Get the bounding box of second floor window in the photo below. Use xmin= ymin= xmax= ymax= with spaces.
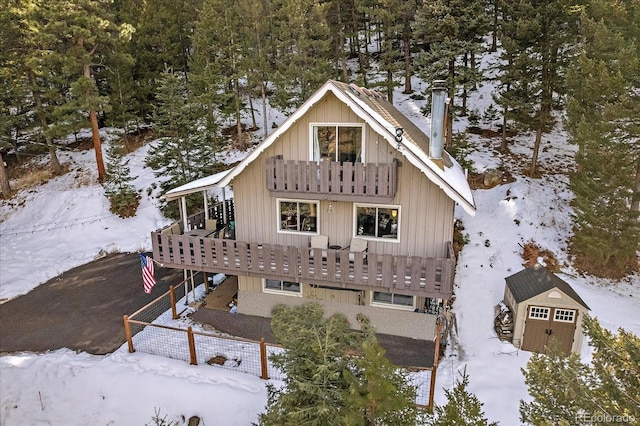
xmin=278 ymin=199 xmax=318 ymax=233
xmin=312 ymin=125 xmax=363 ymax=164
xmin=355 ymin=204 xmax=399 ymax=240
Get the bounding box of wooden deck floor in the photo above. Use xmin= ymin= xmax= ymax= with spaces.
xmin=202 ymin=275 xmax=238 ymax=311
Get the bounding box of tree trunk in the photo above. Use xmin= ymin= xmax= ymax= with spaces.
xmin=261 ymin=83 xmax=268 ymax=138
xmin=402 ymin=17 xmax=412 ymax=94
xmin=85 ymin=62 xmax=105 ymax=183
xmin=530 ymin=124 xmax=542 ymax=177
xmin=632 ymin=156 xmax=640 ymax=214
xmin=248 ymin=93 xmax=257 ymax=130
xmin=500 ymin=111 xmax=508 ymax=151
xmin=0 ymin=152 xmax=12 ymax=199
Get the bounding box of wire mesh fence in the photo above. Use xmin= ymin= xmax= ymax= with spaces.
xmin=124 ymin=282 xmax=433 ymax=406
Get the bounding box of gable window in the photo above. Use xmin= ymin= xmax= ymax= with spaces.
xmin=312 ymin=124 xmax=363 ymax=164
xmin=263 ymin=279 xmax=301 ymax=296
xmin=371 ymin=291 xmax=415 ymax=310
xmin=355 ymin=204 xmax=399 ymax=240
xmin=278 ymin=199 xmax=318 ymax=233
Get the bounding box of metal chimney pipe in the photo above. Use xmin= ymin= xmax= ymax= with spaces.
xmin=430 ymin=80 xmax=447 ymax=160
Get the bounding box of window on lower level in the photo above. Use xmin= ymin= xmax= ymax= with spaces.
xmin=553 ymin=309 xmax=575 ymax=323
xmin=355 ymin=204 xmax=399 ymax=241
xmin=528 ymin=306 xmax=550 ymax=320
xmin=263 ymin=279 xmax=301 ymax=296
xmin=371 ymin=291 xmax=415 ymax=310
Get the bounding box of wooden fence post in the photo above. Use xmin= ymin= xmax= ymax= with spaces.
xmin=428 ymin=320 xmax=442 ymax=411
xmin=188 ymin=326 xmax=197 ymax=365
xmin=260 ymin=338 xmax=269 ymax=380
xmin=170 ymin=285 xmax=178 ymax=319
xmin=123 ymin=315 xmax=135 ymax=353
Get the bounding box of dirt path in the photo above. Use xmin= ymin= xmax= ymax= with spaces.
xmin=0 ymin=252 xmax=183 ymax=355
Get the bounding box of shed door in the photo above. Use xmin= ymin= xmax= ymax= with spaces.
xmin=522 ymin=306 xmax=576 ymax=355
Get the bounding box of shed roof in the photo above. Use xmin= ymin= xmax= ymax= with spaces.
xmin=505 ymin=265 xmax=589 ymax=309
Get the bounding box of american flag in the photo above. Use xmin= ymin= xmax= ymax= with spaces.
xmin=140 ymin=253 xmax=156 ymax=294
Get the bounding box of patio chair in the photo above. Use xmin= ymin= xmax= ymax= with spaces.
xmin=309 ymin=234 xmax=329 ymax=259
xmin=346 ymin=237 xmax=368 ymax=262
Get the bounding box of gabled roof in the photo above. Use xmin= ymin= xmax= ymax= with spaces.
xmin=505 ymin=265 xmax=590 ymax=309
xmin=216 ymin=80 xmax=476 ymax=216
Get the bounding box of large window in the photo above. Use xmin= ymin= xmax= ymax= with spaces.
xmin=371 ymin=291 xmax=415 ymax=310
xmin=278 ymin=199 xmax=318 ymax=233
xmin=312 ymin=125 xmax=363 ymax=164
xmin=355 ymin=204 xmax=399 ymax=240
xmin=263 ymin=279 xmax=301 ymax=295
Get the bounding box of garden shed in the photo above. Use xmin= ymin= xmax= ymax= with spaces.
xmin=503 ymin=265 xmax=589 ymax=355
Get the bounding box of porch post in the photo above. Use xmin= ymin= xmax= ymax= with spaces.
xmin=180 ymin=196 xmax=188 ymax=231
xmin=203 ymin=190 xmax=209 ymax=220
xmin=222 ymin=188 xmax=227 ymax=225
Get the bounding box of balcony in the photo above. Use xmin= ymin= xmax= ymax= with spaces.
xmin=151 ymin=218 xmax=455 ymax=300
xmin=265 ymin=156 xmax=399 ymax=203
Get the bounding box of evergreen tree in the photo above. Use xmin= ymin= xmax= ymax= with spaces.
xmin=103 ymin=140 xmax=140 ymax=218
xmin=191 ymin=0 xmax=248 ymax=149
xmin=565 ymin=0 xmax=640 ymax=277
xmin=413 ymin=0 xmax=489 ymax=145
xmin=426 ymin=367 xmax=498 ymax=426
xmin=269 ymin=0 xmax=333 ymax=111
xmin=259 ymin=303 xmax=424 ymax=425
xmin=36 ymin=0 xmax=130 ymax=183
xmin=520 ymin=316 xmax=640 ymax=425
xmin=495 ymin=0 xmax=581 ymax=176
xmin=146 ymin=68 xmax=220 ymax=218
xmin=344 ymin=316 xmax=426 ymax=426
xmin=259 ymin=303 xmax=357 ymax=425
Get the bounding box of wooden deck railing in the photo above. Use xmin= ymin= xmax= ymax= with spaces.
xmin=151 ymin=231 xmax=455 ymax=299
xmin=265 ymin=156 xmax=399 ymax=203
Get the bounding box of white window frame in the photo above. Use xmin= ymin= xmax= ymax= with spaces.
xmin=553 ymin=309 xmax=576 ymax=323
xmin=277 ymin=198 xmax=319 ymax=235
xmin=528 ymin=306 xmax=550 ymax=320
xmin=262 ymin=278 xmax=302 ymax=297
xmin=353 ymin=203 xmax=400 ymax=242
xmin=309 ymin=123 xmax=365 ymax=163
xmin=370 ymin=291 xmax=415 ymax=311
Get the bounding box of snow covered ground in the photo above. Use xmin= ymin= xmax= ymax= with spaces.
xmin=1 ymin=74 xmax=638 ymax=424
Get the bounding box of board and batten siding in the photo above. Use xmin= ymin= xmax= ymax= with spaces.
xmin=233 ymin=92 xmax=455 ymax=259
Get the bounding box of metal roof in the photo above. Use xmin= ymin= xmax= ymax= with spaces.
xmin=505 ymin=265 xmax=589 ymax=309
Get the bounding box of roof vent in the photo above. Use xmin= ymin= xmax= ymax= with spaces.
xmin=430 ymin=80 xmax=447 ymax=160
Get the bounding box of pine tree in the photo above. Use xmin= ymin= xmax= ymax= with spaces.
xmin=565 ymin=0 xmax=640 ymax=277
xmin=259 ymin=303 xmax=357 ymax=425
xmin=413 ymin=0 xmax=489 ymax=145
xmin=520 ymin=315 xmax=640 ymax=425
xmin=259 ymin=303 xmax=425 ymax=425
xmin=344 ymin=316 xmax=426 ymax=425
xmin=427 ymin=367 xmax=497 ymax=426
xmin=146 ymin=68 xmax=221 ymax=218
xmin=495 ymin=0 xmax=581 ymax=176
xmin=103 ymin=140 xmax=140 ymax=218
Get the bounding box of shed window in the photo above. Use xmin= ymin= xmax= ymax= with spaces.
xmin=528 ymin=306 xmax=550 ymax=320
xmin=553 ymin=309 xmax=575 ymax=323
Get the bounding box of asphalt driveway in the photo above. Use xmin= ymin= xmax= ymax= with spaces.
xmin=0 ymin=252 xmax=183 ymax=355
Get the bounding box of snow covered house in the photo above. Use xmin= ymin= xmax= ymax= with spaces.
xmin=151 ymin=80 xmax=476 ymax=340
xmin=503 ymin=265 xmax=590 ymax=355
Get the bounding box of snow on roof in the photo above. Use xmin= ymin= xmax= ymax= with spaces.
xmin=163 ymin=168 xmax=233 ymax=201
xmin=175 ymin=80 xmax=476 ymax=215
